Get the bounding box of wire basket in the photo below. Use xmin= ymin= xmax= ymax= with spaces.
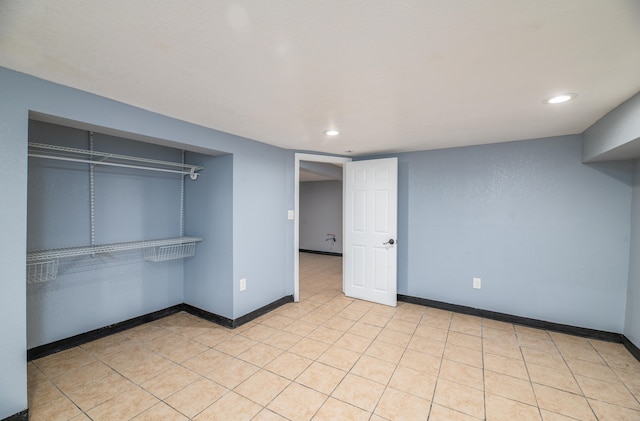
xmin=144 ymin=242 xmax=196 ymax=262
xmin=27 ymin=260 xmax=59 ymax=284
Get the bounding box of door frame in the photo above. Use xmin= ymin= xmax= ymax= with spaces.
xmin=294 ymin=153 xmax=352 ymax=302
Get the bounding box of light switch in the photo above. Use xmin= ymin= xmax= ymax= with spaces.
xmin=288 ymin=210 xmax=294 ymax=220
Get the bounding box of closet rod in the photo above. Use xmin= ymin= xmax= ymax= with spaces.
xmin=28 ymin=153 xmax=199 ymax=178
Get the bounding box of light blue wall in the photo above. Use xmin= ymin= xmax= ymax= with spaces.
xmin=27 ymin=121 xmax=186 ymax=348
xmin=233 ymin=146 xmax=294 ymax=318
xmin=625 ymin=160 xmax=640 ymax=346
xmin=300 ymin=181 xmax=343 ymax=253
xmin=0 ymin=67 xmax=294 ymax=419
xmin=375 ymin=135 xmax=633 ymax=332
xmin=184 ymin=153 xmax=234 ymax=318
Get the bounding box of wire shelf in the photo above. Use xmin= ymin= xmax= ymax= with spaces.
xmin=26 ymin=237 xmax=203 ymax=281
xmin=27 ymin=260 xmax=59 ymax=284
xmin=145 ymin=242 xmax=197 ymax=262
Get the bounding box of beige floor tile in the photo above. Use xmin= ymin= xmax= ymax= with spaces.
xmin=262 ymin=330 xmax=303 ymax=350
xmin=519 ymin=336 xmax=559 ymax=354
xmin=408 ymin=334 xmax=446 ymax=357
xmin=334 ymin=332 xmax=373 ymax=353
xmin=27 ymin=362 xmax=47 ymax=386
xmin=214 ymin=334 xmax=258 ymax=356
xmin=29 ymin=395 xmax=82 ymax=421
xmin=239 ymin=323 xmax=280 ymax=341
xmin=86 ymin=386 xmax=158 ymax=421
xmin=307 ymin=326 xmax=343 ymax=344
xmin=385 ymin=318 xmax=418 ymax=334
xmin=440 ymin=358 xmax=484 ymax=391
xmin=317 ymin=345 xmax=361 ymax=371
xmin=28 ymin=379 xmax=64 ymax=408
xmin=482 ymin=319 xmax=515 ymax=332
xmin=237 ymin=342 xmax=283 ymax=367
xmin=428 ymin=403 xmax=482 ymax=420
xmin=575 ymin=374 xmax=640 ymax=410
xmin=588 ymin=398 xmax=640 ymax=421
xmin=399 ymin=348 xmax=442 ymax=376
xmin=253 ymin=409 xmax=289 ymax=420
xmin=34 ymin=348 xmax=97 ymax=379
xmin=484 ymin=352 xmax=528 ymax=380
xmin=348 ymin=321 xmax=383 ymax=339
xmin=194 ymin=391 xmax=262 ymax=420
xmin=66 ymin=372 xmax=135 ymax=411
xmin=484 ymin=369 xmax=536 ymax=406
xmin=360 ymin=311 xmax=392 ymax=327
xmin=268 ymin=383 xmax=327 ymax=421
xmin=388 ymin=365 xmax=437 ymax=400
xmin=164 ymin=378 xmax=228 ymax=418
xmin=81 ymin=334 xmax=137 ymax=359
xmin=289 ymin=337 xmax=330 ymax=360
xmin=207 ymin=358 xmax=259 ymax=389
xmin=527 ymin=362 xmax=581 ymax=394
xmin=565 ymin=357 xmax=618 ymax=383
xmin=296 ymin=361 xmax=346 ymax=395
xmin=539 ymin=409 xmax=582 ymax=420
xmin=132 ymin=402 xmax=189 ymax=421
xmin=124 ymin=325 xmax=168 ymax=343
xmin=324 ymin=316 xmax=356 ymax=331
xmin=350 ymin=355 xmax=396 ymax=385
xmin=193 ymin=327 xmax=235 ymax=347
xmin=364 ymin=340 xmax=405 ymax=364
xmin=51 ymin=360 xmax=114 ymax=394
xmin=414 ymin=324 xmax=449 ymax=342
xmin=374 ymin=387 xmax=431 ymax=421
xmin=331 ymin=373 xmax=385 ymax=412
xmin=116 ymin=353 xmax=177 ymax=384
xmin=283 ymin=320 xmax=319 ymax=337
xmin=234 ymin=369 xmax=291 ymax=406
xmin=483 ymin=337 xmax=523 ymax=360
xmin=158 ymin=338 xmax=208 ymax=363
xmin=265 ymin=351 xmax=313 ymax=380
xmin=448 ymin=331 xmax=483 ymax=351
xmin=140 ymin=365 xmax=200 ymax=400
xmin=312 ymin=397 xmax=370 ymax=421
xmin=376 ymin=327 xmax=412 ymax=347
xmin=444 ymin=343 xmax=483 ymax=368
xmin=485 ymin=393 xmax=542 ymax=421
xmin=259 ymin=314 xmax=295 ymax=329
xmin=23 ymin=254 xmax=640 ymax=421
xmin=533 ymin=383 xmax=596 ymax=421
xmin=182 ymin=348 xmax=233 ymax=376
xmin=522 ymin=347 xmax=568 ymax=371
xmin=433 ymin=378 xmax=485 ymax=419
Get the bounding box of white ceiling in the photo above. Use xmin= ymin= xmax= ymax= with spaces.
xmin=1 ymin=1 xmax=639 ymax=156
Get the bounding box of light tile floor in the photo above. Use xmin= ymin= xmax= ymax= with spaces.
xmin=28 ymin=253 xmax=640 ymax=420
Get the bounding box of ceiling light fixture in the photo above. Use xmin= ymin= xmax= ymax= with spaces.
xmin=544 ymin=93 xmax=577 ymax=104
xmin=324 ymin=129 xmax=340 ymax=136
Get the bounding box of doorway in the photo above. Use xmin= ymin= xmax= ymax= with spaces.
xmin=293 ymin=154 xmax=351 ymax=301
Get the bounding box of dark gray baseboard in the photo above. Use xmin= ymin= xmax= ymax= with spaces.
xmin=27 ymin=296 xmax=294 ymax=361
xmin=299 ymin=249 xmax=342 ymax=257
xmin=398 ymin=294 xmax=640 ymax=362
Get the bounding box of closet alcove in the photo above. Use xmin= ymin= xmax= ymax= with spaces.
xmin=26 ymin=119 xmax=231 ymax=351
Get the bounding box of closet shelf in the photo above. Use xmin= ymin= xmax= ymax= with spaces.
xmin=28 ymin=142 xmax=204 ymax=179
xmin=27 ymin=237 xmax=203 ymax=262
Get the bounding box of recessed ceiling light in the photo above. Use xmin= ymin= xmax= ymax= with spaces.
xmin=324 ymin=129 xmax=340 ymax=136
xmin=544 ymin=93 xmax=577 ymax=104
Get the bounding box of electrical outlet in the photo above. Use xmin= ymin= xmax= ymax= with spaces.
xmin=287 ymin=210 xmax=294 ymax=220
xmin=240 ymin=278 xmax=247 ymax=291
xmin=473 ymin=277 xmax=481 ymax=289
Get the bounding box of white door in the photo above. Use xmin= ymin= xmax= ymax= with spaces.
xmin=344 ymin=157 xmax=398 ymax=306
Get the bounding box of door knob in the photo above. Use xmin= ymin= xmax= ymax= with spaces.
xmin=384 ymin=239 xmax=395 ymax=245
